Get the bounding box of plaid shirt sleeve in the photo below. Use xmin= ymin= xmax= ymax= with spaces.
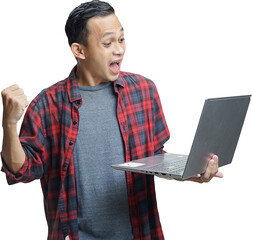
xmin=153 ymin=84 xmax=170 ymax=152
xmin=1 ymin=70 xmax=82 ymax=239
xmin=1 ymin=97 xmax=46 ymax=184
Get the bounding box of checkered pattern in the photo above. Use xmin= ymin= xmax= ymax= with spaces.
xmin=2 ymin=66 xmax=170 ymax=240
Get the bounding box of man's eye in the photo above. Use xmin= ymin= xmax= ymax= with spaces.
xmin=119 ymin=38 xmax=125 ymax=43
xmin=103 ymin=42 xmax=111 ymax=47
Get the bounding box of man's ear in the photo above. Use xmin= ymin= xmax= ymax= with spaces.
xmin=70 ymin=43 xmax=86 ymax=60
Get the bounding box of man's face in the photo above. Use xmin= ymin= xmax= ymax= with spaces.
xmin=83 ymin=14 xmax=126 ymax=83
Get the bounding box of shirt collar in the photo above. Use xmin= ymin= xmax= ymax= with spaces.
xmin=67 ymin=66 xmax=81 ymax=103
xmin=114 ymin=73 xmax=125 ymax=93
xmin=67 ymin=66 xmax=126 ymax=103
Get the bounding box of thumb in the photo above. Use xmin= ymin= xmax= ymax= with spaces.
xmin=215 ymin=171 xmax=224 ymax=178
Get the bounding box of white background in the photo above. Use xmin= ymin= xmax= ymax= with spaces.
xmin=0 ymin=0 xmax=252 ymax=239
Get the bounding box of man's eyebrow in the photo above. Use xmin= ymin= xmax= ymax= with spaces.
xmin=102 ymin=27 xmax=124 ymax=38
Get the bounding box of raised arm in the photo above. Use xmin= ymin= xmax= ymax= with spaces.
xmin=1 ymin=84 xmax=29 ymax=173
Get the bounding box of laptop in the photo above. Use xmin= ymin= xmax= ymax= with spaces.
xmin=112 ymin=95 xmax=251 ymax=180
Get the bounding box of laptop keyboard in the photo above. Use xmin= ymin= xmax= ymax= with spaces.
xmin=151 ymin=158 xmax=187 ymax=174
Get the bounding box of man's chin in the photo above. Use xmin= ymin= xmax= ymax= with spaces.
xmin=108 ymin=73 xmax=120 ymax=82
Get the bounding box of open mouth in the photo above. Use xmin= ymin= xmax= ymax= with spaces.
xmin=109 ymin=61 xmax=121 ymax=74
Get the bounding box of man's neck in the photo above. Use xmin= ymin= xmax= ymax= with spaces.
xmin=76 ymin=64 xmax=107 ymax=86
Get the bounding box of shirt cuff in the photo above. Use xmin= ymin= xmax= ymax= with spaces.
xmin=1 ymin=153 xmax=28 ymax=184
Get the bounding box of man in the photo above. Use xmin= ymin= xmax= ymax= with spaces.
xmin=1 ymin=1 xmax=223 ymax=239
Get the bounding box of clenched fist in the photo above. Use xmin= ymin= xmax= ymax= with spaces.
xmin=1 ymin=84 xmax=29 ymax=127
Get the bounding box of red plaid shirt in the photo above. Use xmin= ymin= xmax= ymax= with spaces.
xmin=2 ymin=67 xmax=170 ymax=240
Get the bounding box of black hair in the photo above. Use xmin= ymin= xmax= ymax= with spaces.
xmin=65 ymin=0 xmax=115 ymax=46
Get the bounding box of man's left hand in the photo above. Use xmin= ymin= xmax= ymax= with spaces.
xmin=188 ymin=155 xmax=224 ymax=183
xmin=157 ymin=155 xmax=224 ymax=183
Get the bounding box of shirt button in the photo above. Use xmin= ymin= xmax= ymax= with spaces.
xmin=69 ymin=141 xmax=74 ymax=146
xmin=73 ymin=121 xmax=77 ymax=125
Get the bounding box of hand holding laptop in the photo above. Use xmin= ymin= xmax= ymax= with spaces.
xmin=172 ymin=155 xmax=224 ymax=183
xmin=197 ymin=155 xmax=224 ymax=182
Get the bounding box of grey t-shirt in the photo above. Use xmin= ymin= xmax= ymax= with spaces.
xmin=73 ymin=82 xmax=133 ymax=240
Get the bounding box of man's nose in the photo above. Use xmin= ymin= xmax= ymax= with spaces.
xmin=113 ymin=43 xmax=125 ymax=55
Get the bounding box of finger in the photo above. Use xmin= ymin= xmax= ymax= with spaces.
xmin=2 ymin=86 xmax=25 ymax=100
xmin=203 ymin=159 xmax=214 ymax=179
xmin=206 ymin=155 xmax=219 ymax=175
xmin=17 ymin=97 xmax=29 ymax=108
xmin=211 ymin=156 xmax=219 ymax=175
xmin=212 ymin=155 xmax=219 ymax=165
xmin=5 ymin=84 xmax=20 ymax=91
xmin=215 ymin=171 xmax=224 ymax=178
xmin=191 ymin=175 xmax=205 ymax=183
xmin=12 ymin=88 xmax=25 ymax=96
xmin=210 ymin=159 xmax=218 ymax=176
xmin=16 ymin=94 xmax=28 ymax=101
